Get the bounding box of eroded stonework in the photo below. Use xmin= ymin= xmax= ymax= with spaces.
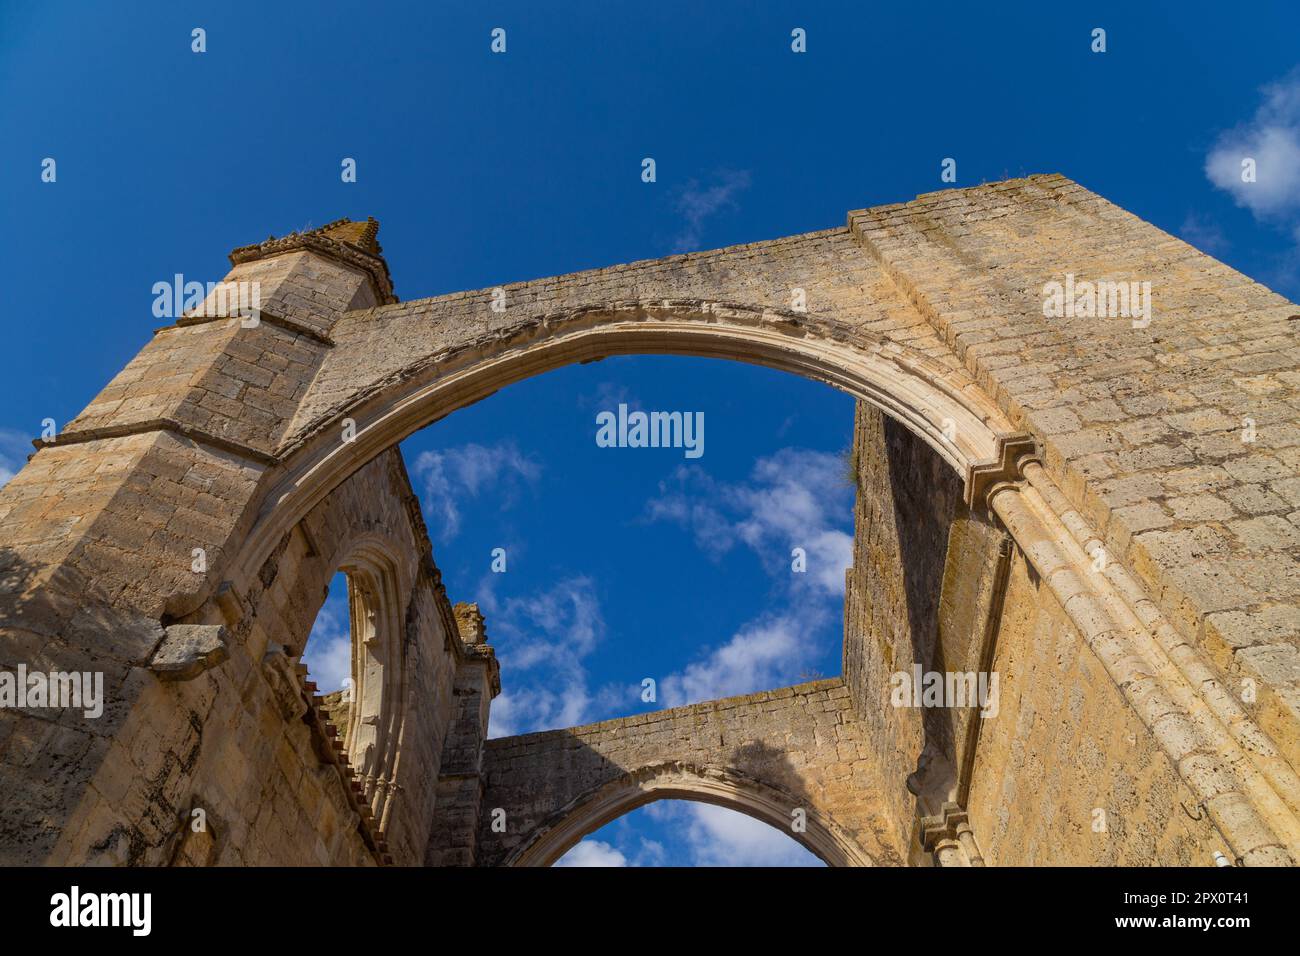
xmin=473 ymin=679 xmax=903 ymax=867
xmin=1 ymin=175 xmax=1298 ymax=866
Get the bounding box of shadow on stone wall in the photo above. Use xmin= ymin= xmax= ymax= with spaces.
xmin=880 ymin=417 xmax=962 ymax=813
xmin=474 ymin=680 xmax=901 ymax=867
xmin=0 ymin=545 xmax=170 ymax=865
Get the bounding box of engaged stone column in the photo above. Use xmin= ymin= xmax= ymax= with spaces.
xmin=921 ymin=803 xmax=985 ymax=867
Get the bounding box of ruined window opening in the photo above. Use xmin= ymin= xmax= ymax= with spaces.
xmin=303 ymin=548 xmax=410 ymax=833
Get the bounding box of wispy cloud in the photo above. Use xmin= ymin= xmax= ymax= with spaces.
xmin=644 ymin=447 xmax=851 ymax=706
xmin=483 ymin=447 xmax=853 ymax=735
xmin=301 ymin=591 xmax=353 ymax=693
xmin=560 ymin=803 xmax=822 ymax=866
xmin=409 ymin=441 xmax=541 ymax=541
xmin=670 ymin=169 xmax=752 ymax=253
xmin=646 ymin=447 xmax=854 ymax=598
xmin=481 ymin=575 xmax=625 ymax=737
xmin=554 ymin=839 xmax=627 ymax=867
xmin=1206 ymin=68 xmax=1300 ymax=237
xmin=555 ymin=833 xmax=671 ymax=867
xmin=677 ymin=803 xmax=823 ymax=866
xmin=631 ymin=838 xmax=666 ymax=866
xmin=579 ymin=380 xmax=642 ymax=413
xmin=659 ymin=609 xmax=826 ymax=708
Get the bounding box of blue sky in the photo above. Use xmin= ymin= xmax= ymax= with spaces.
xmin=3 ymin=1 xmax=1298 ymax=867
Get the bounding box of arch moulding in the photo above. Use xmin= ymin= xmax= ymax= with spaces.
xmin=504 ymin=762 xmax=877 ymax=868
xmin=231 ymin=299 xmax=1028 ymax=591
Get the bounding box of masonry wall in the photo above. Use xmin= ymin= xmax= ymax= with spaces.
xmin=423 ymin=644 xmax=495 ymax=866
xmin=964 ymin=547 xmax=1232 ymax=865
xmin=933 ymin=496 xmax=1009 ymax=813
xmin=477 ymin=679 xmax=906 ymax=866
xmin=842 ymin=402 xmax=964 ymax=849
xmin=282 ymin=228 xmax=953 ymax=441
xmin=3 ymin=177 xmax=1298 ymax=865
xmin=844 ymin=398 xmax=1238 ymax=864
xmin=0 ymin=430 xmax=268 ymax=865
xmin=849 ymin=177 xmax=1300 ymax=771
xmin=0 ymin=236 xmax=390 ymax=864
xmin=378 ymin=561 xmax=463 ymax=863
xmin=61 ymin=250 xmax=377 ymax=457
xmin=40 ymin=447 xmax=462 ymax=866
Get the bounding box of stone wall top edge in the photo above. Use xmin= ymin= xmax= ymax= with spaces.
xmin=335 ymin=176 xmax=1097 ymax=326
xmin=484 ymin=677 xmax=847 ymax=752
xmin=351 ymin=227 xmax=855 ymax=319
xmin=846 ymin=172 xmax=1077 ymax=220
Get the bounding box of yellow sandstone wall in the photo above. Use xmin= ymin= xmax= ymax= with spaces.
xmin=844 ymin=399 xmax=1235 ymax=864
xmin=44 ymin=449 xmax=472 ymax=866
xmin=965 ymin=547 xmax=1231 ymax=865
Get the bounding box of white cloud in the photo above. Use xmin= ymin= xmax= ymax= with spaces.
xmin=631 ymin=838 xmax=666 ymax=867
xmin=0 ymin=428 xmax=33 ymax=489
xmin=646 ymin=447 xmax=854 ymax=598
xmin=301 ymin=596 xmax=352 ymax=693
xmin=671 ymin=169 xmax=752 ymax=253
xmin=581 ymin=381 xmax=642 ymax=413
xmin=684 ymin=803 xmax=823 ymax=866
xmin=644 ymin=448 xmax=850 ymax=708
xmin=489 ymin=677 xmax=604 ymax=739
xmin=1206 ymin=68 xmax=1300 ymax=230
xmin=489 ymin=576 xmax=604 ymax=665
xmin=659 ymin=610 xmax=823 ymax=708
xmin=481 ymin=576 xmax=627 ymax=737
xmin=555 ymin=807 xmax=819 ymax=867
xmin=410 ymin=441 xmax=541 ymax=541
xmin=554 ymin=839 xmax=627 ymax=867
xmin=642 ymin=802 xmax=823 ymax=867
xmin=476 ymin=451 xmax=853 ymax=737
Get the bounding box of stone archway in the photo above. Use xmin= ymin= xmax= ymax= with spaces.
xmin=237 ymin=298 xmax=1024 ymax=588
xmin=509 ymin=763 xmax=874 ymax=868
xmin=3 ymin=176 xmax=1300 ymax=866
xmin=475 ymin=680 xmax=902 ymax=868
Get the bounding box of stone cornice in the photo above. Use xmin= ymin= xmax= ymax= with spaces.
xmin=965 ymin=433 xmax=1041 ymax=512
xmin=228 ymin=217 xmax=398 ymax=305
xmin=36 ymin=419 xmax=279 ymax=465
xmin=169 ymin=307 xmax=336 ymax=347
xmin=920 ymin=802 xmax=985 ymax=866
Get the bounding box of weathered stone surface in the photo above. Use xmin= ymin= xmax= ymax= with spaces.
xmin=1 ymin=181 xmax=1297 ymax=866
xmin=149 ymin=624 xmax=229 ymax=681
xmin=476 ymin=679 xmax=905 ymax=867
